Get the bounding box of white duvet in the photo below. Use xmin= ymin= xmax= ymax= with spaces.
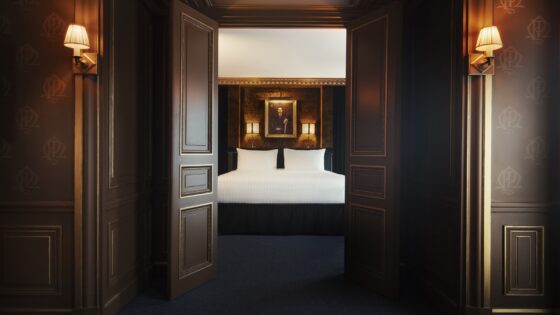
xmin=218 ymin=170 xmax=345 ymax=204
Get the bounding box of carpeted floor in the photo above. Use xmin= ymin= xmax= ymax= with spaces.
xmin=120 ymin=235 xmax=439 ymax=315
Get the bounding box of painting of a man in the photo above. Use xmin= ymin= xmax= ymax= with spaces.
xmin=265 ymin=100 xmax=297 ymax=138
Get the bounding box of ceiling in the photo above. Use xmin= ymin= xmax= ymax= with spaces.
xmin=218 ymin=28 xmax=346 ymax=78
xmin=183 ymin=0 xmax=392 ymax=27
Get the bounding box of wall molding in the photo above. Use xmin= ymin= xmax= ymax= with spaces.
xmin=503 ymin=226 xmax=545 ymax=297
xmin=0 ymin=308 xmax=73 ymax=314
xmin=75 ymin=0 xmax=101 ymax=313
xmin=0 ymin=201 xmax=74 ymax=210
xmin=492 ymin=202 xmax=558 ymax=214
xmin=491 ymin=202 xmax=559 ymax=209
xmin=463 ymin=0 xmax=495 ymax=310
xmin=0 ymin=225 xmax=63 ymax=296
xmin=218 ymin=77 xmax=346 ymax=86
xmin=492 ymin=308 xmax=556 ymax=314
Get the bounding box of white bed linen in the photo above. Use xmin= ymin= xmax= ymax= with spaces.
xmin=218 ymin=170 xmax=345 ymax=204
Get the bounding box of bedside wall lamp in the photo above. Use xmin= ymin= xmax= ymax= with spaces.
xmin=301 ymin=123 xmax=315 ymax=135
xmin=301 ymin=123 xmax=315 ymax=148
xmin=246 ymin=122 xmax=259 ymax=148
xmin=469 ymin=26 xmax=503 ymax=75
xmin=64 ymin=24 xmax=97 ymax=75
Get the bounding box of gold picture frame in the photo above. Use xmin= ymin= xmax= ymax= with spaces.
xmin=264 ymin=99 xmax=297 ymax=138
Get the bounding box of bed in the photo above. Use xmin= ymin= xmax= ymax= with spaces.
xmin=218 ymin=148 xmax=345 ymax=235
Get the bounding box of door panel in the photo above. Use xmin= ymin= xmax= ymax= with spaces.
xmin=169 ymin=0 xmax=218 ymax=300
xmin=345 ymin=2 xmax=402 ymax=298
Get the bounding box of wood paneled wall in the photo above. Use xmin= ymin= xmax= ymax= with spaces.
xmin=0 ymin=0 xmax=76 ymax=312
xmin=222 ymin=85 xmax=337 ymax=150
xmin=490 ymin=0 xmax=559 ymax=310
xmin=401 ymin=0 xmax=464 ymax=313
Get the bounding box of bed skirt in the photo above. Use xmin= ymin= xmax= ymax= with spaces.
xmin=218 ymin=203 xmax=344 ymax=235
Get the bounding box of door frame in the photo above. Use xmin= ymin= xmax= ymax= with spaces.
xmin=74 ymin=0 xmax=489 ymax=313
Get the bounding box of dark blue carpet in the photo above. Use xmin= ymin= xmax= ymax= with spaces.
xmin=120 ymin=235 xmax=438 ymax=315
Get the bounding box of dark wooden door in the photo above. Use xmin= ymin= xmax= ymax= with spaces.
xmin=168 ymin=0 xmax=219 ymax=299
xmin=345 ymin=2 xmax=402 ymax=298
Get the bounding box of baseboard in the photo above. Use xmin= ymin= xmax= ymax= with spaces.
xmin=465 ymin=306 xmax=492 ymax=315
xmin=72 ymin=307 xmax=100 ymax=315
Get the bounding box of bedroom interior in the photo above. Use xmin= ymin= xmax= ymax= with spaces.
xmin=216 ymin=70 xmax=347 ymax=234
xmin=0 ymin=0 xmax=558 ymax=315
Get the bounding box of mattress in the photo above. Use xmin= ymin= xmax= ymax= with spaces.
xmin=217 ymin=170 xmax=345 ymax=204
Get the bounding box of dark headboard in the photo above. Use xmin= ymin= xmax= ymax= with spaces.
xmin=227 ymin=148 xmax=334 ymax=172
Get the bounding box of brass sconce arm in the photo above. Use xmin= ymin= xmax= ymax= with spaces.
xmin=72 ymin=53 xmax=98 ymax=75
xmin=469 ymin=53 xmax=496 ymax=75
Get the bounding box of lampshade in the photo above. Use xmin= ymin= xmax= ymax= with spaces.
xmin=475 ymin=26 xmax=503 ymax=55
xmin=64 ymin=24 xmax=90 ymax=50
xmin=246 ymin=122 xmax=259 ymax=134
xmin=302 ymin=123 xmax=315 ymax=135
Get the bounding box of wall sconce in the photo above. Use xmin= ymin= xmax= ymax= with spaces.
xmin=64 ymin=24 xmax=97 ymax=75
xmin=301 ymin=123 xmax=315 ymax=148
xmin=469 ymin=26 xmax=503 ymax=75
xmin=246 ymin=122 xmax=259 ymax=148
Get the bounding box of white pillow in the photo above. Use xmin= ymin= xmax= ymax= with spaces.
xmin=236 ymin=148 xmax=278 ymax=171
xmin=283 ymin=149 xmax=325 ymax=171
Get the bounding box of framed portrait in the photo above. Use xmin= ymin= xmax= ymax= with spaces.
xmin=264 ymin=99 xmax=297 ymax=138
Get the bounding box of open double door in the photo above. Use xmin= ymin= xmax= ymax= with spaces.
xmin=167 ymin=0 xmax=402 ymax=300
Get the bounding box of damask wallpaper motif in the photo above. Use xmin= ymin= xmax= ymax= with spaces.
xmin=492 ymin=0 xmax=559 ymax=202
xmin=0 ymin=0 xmax=75 ymax=202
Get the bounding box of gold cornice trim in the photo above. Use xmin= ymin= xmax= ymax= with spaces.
xmin=218 ymin=77 xmax=346 ymax=86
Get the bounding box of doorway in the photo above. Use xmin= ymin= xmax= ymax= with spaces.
xmin=153 ymin=0 xmax=403 ymax=301
xmin=138 ymin=1 xmax=401 ymax=304
xmin=87 ymin=1 xmax=462 ymax=314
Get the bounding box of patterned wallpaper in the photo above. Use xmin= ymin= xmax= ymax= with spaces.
xmin=492 ymin=0 xmax=559 ymax=203
xmin=0 ymin=0 xmax=75 ymax=202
